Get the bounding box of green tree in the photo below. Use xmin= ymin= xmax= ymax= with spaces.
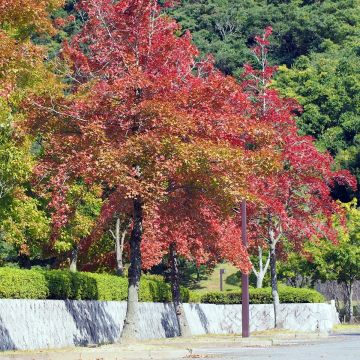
xmin=171 ymin=0 xmax=360 ymax=74
xmin=311 ymin=199 xmax=360 ymax=323
xmin=0 ymin=0 xmax=63 ymax=264
xmin=0 ymin=191 xmax=50 ymax=265
xmin=275 ymin=44 xmax=360 ymax=199
xmin=53 ymin=183 xmax=103 ymax=272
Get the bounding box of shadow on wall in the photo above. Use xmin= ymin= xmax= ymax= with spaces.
xmin=65 ymin=300 xmax=120 ymax=346
xmin=160 ymin=305 xmax=180 ymax=338
xmin=194 ymin=304 xmax=210 ymax=333
xmin=0 ymin=315 xmax=16 ymax=351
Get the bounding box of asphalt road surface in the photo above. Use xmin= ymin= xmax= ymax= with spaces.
xmin=189 ymin=335 xmax=360 ymax=360
xmin=1 ymin=334 xmax=359 ymax=360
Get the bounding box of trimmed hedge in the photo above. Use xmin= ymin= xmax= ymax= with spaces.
xmin=0 ymin=268 xmax=49 ymax=299
xmin=197 ymin=285 xmax=325 ymax=304
xmin=0 ymin=267 xmax=189 ymax=302
xmin=0 ymin=268 xmax=321 ymax=304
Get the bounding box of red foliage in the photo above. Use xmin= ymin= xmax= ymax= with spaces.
xmin=27 ymin=1 xmax=280 ymax=273
xmin=243 ymin=28 xmax=357 ymax=254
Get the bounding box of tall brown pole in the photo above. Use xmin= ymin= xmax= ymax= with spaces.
xmin=241 ymin=199 xmax=250 ymax=337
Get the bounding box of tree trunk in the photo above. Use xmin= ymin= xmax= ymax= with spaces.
xmin=269 ymin=242 xmax=281 ymax=328
xmin=114 ymin=217 xmax=125 ymax=276
xmin=196 ymin=266 xmax=200 ymax=282
xmin=349 ymin=286 xmax=354 ymax=324
xmin=121 ymin=197 xmax=143 ymax=340
xmin=346 ymin=282 xmax=354 ymax=324
xmin=69 ymin=246 xmax=78 ymax=273
xmin=256 ymin=273 xmax=265 ymax=289
xmin=169 ymin=243 xmax=191 ymax=337
xmin=253 ymin=246 xmax=270 ymax=289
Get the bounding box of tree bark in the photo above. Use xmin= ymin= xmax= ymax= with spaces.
xmin=196 ymin=266 xmax=200 ymax=282
xmin=345 ymin=282 xmax=354 ymax=324
xmin=121 ymin=197 xmax=143 ymax=340
xmin=114 ymin=217 xmax=125 ymax=276
xmin=349 ymin=286 xmax=354 ymax=324
xmin=256 ymin=273 xmax=265 ymax=289
xmin=269 ymin=241 xmax=281 ymax=328
xmin=169 ymin=243 xmax=191 ymax=337
xmin=253 ymin=246 xmax=270 ymax=289
xmin=69 ymin=246 xmax=78 ymax=273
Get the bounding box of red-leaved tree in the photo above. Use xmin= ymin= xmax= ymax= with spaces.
xmin=243 ymin=27 xmax=357 ymax=328
xmin=27 ymin=1 xmax=278 ymax=338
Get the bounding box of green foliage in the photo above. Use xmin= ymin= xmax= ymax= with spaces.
xmin=0 ymin=267 xmax=190 ymax=302
xmin=275 ymin=46 xmax=360 ymax=197
xmin=188 ymin=291 xmax=202 ymax=303
xmin=0 ymin=191 xmax=50 ymax=257
xmin=55 ymin=183 xmax=103 ymax=253
xmin=0 ymin=114 xmax=50 ymax=258
xmin=0 ymin=267 xmax=49 ymax=299
xmin=198 ymin=285 xmax=324 ymax=304
xmin=0 ymin=0 xmax=64 ymax=261
xmin=171 ymin=0 xmax=360 ymax=73
xmin=310 ymin=199 xmax=360 ymax=284
xmin=277 ymin=252 xmax=315 ymax=288
xmin=44 ymin=270 xmax=98 ymax=300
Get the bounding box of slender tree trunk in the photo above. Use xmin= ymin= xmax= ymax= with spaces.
xmin=269 ymin=241 xmax=281 ymax=328
xmin=121 ymin=197 xmax=143 ymax=340
xmin=253 ymin=246 xmax=270 ymax=289
xmin=349 ymin=286 xmax=354 ymax=324
xmin=346 ymin=282 xmax=354 ymax=324
xmin=114 ymin=217 xmax=125 ymax=276
xmin=169 ymin=243 xmax=191 ymax=337
xmin=257 ymin=273 xmax=264 ymax=289
xmin=69 ymin=245 xmax=78 ymax=273
xmin=196 ymin=266 xmax=200 ymax=282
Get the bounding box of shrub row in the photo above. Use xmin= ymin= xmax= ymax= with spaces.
xmin=0 ymin=267 xmax=189 ymax=302
xmin=197 ymin=285 xmax=325 ymax=304
xmin=0 ymin=268 xmax=322 ymax=304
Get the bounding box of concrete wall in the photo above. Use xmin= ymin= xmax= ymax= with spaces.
xmin=0 ymin=300 xmax=339 ymax=351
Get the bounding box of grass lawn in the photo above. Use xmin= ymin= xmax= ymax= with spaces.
xmin=333 ymin=324 xmax=360 ymax=332
xmin=192 ymin=262 xmax=241 ymax=293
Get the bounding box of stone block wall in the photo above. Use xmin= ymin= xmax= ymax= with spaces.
xmin=0 ymin=300 xmax=338 ymax=351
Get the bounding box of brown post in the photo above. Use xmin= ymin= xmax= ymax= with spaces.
xmin=220 ymin=269 xmax=225 ymax=291
xmin=241 ymin=199 xmax=250 ymax=338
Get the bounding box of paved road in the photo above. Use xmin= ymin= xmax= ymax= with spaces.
xmin=189 ymin=335 xmax=360 ymax=360
xmin=1 ymin=334 xmax=359 ymax=360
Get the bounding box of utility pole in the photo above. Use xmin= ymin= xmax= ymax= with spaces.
xmin=241 ymin=199 xmax=250 ymax=338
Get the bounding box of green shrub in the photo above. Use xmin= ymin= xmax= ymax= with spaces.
xmin=198 ymin=285 xmax=324 ymax=304
xmin=180 ymin=287 xmax=190 ymax=302
xmin=249 ymin=288 xmax=272 ymax=304
xmin=188 ymin=291 xmax=202 ymax=303
xmin=0 ymin=267 xmax=190 ymax=302
xmin=44 ymin=270 xmax=98 ymax=300
xmin=86 ymin=272 xmax=128 ymax=301
xmin=200 ymin=291 xmax=228 ymax=304
xmin=0 ymin=268 xmax=48 ymax=299
xmin=278 ymin=285 xmax=325 ymax=303
xmin=139 ymin=278 xmax=171 ymax=302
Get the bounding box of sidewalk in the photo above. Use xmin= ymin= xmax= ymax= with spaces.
xmin=0 ymin=331 xmax=336 ymax=360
